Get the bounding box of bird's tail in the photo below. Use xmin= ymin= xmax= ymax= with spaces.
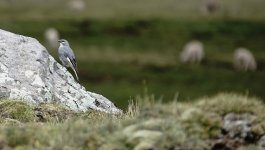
xmin=67 ymin=58 xmax=79 ymax=82
xmin=72 ymin=66 xmax=79 ymax=82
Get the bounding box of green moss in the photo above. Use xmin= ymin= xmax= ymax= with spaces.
xmin=34 ymin=103 xmax=76 ymax=123
xmin=195 ymin=93 xmax=265 ymax=115
xmin=0 ymin=101 xmax=35 ymax=122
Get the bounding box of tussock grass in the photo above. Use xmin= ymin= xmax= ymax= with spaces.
xmin=0 ymin=93 xmax=264 ymax=149
xmin=0 ymin=100 xmax=35 ymax=123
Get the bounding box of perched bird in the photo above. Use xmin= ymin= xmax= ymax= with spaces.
xmin=58 ymin=39 xmax=79 ymax=82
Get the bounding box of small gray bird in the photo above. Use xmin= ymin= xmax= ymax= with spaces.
xmin=58 ymin=39 xmax=79 ymax=82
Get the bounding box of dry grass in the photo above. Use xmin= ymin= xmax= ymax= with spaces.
xmin=0 ymin=93 xmax=264 ymax=149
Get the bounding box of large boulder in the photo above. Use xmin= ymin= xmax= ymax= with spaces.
xmin=0 ymin=29 xmax=121 ymax=114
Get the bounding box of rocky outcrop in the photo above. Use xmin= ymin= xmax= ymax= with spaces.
xmin=0 ymin=29 xmax=121 ymax=114
xmin=211 ymin=113 xmax=260 ymax=149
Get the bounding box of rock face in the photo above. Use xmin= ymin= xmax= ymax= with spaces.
xmin=222 ymin=113 xmax=254 ymax=140
xmin=211 ymin=113 xmax=259 ymax=149
xmin=0 ymin=29 xmax=121 ymax=114
xmin=258 ymin=135 xmax=265 ymax=148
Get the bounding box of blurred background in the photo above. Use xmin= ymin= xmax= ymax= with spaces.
xmin=0 ymin=0 xmax=264 ymax=110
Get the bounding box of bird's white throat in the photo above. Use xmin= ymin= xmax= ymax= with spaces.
xmin=59 ymin=43 xmax=64 ymax=48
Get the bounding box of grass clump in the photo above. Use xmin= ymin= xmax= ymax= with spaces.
xmin=0 ymin=93 xmax=264 ymax=149
xmin=196 ymin=93 xmax=265 ymax=115
xmin=34 ymin=103 xmax=76 ymax=123
xmin=0 ymin=100 xmax=77 ymax=123
xmin=195 ymin=93 xmax=265 ymax=135
xmin=0 ymin=100 xmax=35 ymax=123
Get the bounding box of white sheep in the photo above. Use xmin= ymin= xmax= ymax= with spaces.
xmin=180 ymin=41 xmax=205 ymax=64
xmin=44 ymin=28 xmax=59 ymax=49
xmin=68 ymin=0 xmax=86 ymax=12
xmin=234 ymin=48 xmax=257 ymax=71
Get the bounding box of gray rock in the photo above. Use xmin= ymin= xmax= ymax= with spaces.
xmin=0 ymin=29 xmax=121 ymax=114
xmin=258 ymin=135 xmax=265 ymax=148
xmin=211 ymin=113 xmax=257 ymax=149
xmin=223 ymin=113 xmax=254 ymax=139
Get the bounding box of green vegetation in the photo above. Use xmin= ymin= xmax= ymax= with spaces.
xmin=1 ymin=19 xmax=265 ymax=109
xmin=1 ymin=0 xmax=265 ymax=20
xmin=0 ymin=0 xmax=265 ymax=109
xmin=0 ymin=93 xmax=264 ymax=149
xmin=0 ymin=1 xmax=264 ymax=149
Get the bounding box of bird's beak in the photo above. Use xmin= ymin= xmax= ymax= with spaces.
xmin=58 ymin=40 xmax=61 ymax=43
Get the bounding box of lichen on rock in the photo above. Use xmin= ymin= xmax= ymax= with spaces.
xmin=0 ymin=29 xmax=121 ymax=114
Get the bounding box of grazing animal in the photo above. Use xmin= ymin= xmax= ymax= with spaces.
xmin=58 ymin=39 xmax=79 ymax=82
xmin=234 ymin=48 xmax=257 ymax=71
xmin=206 ymin=0 xmax=219 ymax=13
xmin=68 ymin=0 xmax=86 ymax=11
xmin=44 ymin=28 xmax=59 ymax=49
xmin=180 ymin=41 xmax=205 ymax=64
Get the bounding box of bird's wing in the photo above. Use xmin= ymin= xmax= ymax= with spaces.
xmin=66 ymin=57 xmax=79 ymax=82
xmin=63 ymin=46 xmax=79 ymax=82
xmin=63 ymin=47 xmax=78 ymax=71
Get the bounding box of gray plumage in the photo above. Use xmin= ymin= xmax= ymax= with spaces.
xmin=58 ymin=39 xmax=79 ymax=82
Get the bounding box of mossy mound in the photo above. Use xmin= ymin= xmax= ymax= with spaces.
xmin=0 ymin=100 xmax=77 ymax=124
xmin=0 ymin=93 xmax=265 ymax=149
xmin=0 ymin=101 xmax=35 ymax=123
